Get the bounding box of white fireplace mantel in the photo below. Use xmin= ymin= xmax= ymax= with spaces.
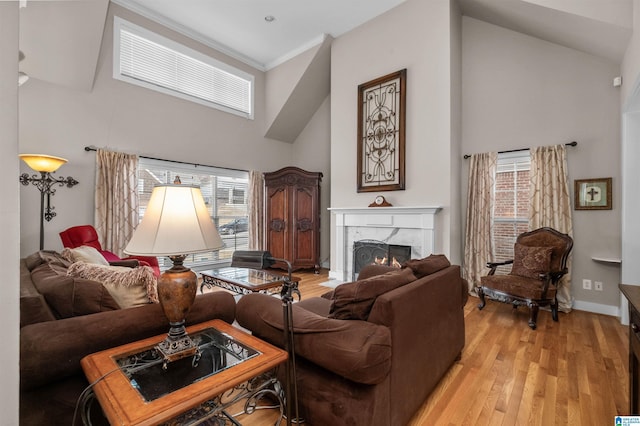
xmin=328 ymin=206 xmax=441 ymax=281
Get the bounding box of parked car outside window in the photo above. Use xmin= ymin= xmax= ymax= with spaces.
xmin=218 ymin=217 xmax=248 ymax=235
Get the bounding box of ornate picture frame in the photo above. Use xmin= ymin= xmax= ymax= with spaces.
xmin=357 ymin=69 xmax=406 ymax=193
xmin=574 ymin=177 xmax=612 ymax=210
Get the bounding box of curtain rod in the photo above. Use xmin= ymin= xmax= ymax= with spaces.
xmin=84 ymin=146 xmax=248 ymax=173
xmin=463 ymin=141 xmax=577 ymax=159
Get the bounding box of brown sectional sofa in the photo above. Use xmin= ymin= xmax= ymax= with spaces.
xmin=237 ymin=257 xmax=468 ymax=426
xmin=19 ymin=250 xmax=236 ymax=425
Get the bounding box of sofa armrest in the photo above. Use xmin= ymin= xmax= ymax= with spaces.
xmin=20 ymin=291 xmax=235 ymax=391
xmin=236 ymin=293 xmax=391 ymax=385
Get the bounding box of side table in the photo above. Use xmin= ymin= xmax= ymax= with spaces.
xmin=80 ymin=319 xmax=287 ymax=425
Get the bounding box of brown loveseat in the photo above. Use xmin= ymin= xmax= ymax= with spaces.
xmin=236 ymin=256 xmax=468 ymax=426
xmin=20 ymin=250 xmax=236 ymax=425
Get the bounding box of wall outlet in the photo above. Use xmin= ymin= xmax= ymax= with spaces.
xmin=583 ymin=279 xmax=592 ymax=290
xmin=595 ymin=281 xmax=603 ymax=291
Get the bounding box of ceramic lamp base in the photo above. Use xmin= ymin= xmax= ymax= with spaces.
xmin=155 ymin=254 xmax=198 ymax=364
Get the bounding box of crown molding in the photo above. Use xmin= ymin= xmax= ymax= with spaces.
xmin=111 ymin=0 xmax=266 ymax=71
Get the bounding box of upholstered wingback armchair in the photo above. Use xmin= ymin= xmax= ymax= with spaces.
xmin=478 ymin=227 xmax=573 ymax=329
xmin=59 ymin=225 xmax=160 ymax=276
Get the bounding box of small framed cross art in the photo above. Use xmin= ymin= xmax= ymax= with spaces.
xmin=574 ymin=177 xmax=612 ymax=210
xmin=357 ymin=69 xmax=406 ymax=193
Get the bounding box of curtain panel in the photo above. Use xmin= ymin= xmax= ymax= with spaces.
xmin=248 ymin=170 xmax=264 ymax=250
xmin=464 ymin=152 xmax=497 ymax=295
xmin=94 ymin=149 xmax=139 ymax=257
xmin=529 ymin=144 xmax=573 ymax=312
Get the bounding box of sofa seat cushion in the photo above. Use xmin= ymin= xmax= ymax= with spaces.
xmin=237 ymin=293 xmax=392 ymax=385
xmin=481 ymin=274 xmax=556 ymax=300
xmin=329 ymin=267 xmax=417 ymax=321
xmin=67 ymin=262 xmax=158 ymax=308
xmin=30 ymin=262 xmax=120 ymax=318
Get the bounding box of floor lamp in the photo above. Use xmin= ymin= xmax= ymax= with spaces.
xmin=230 ymin=250 xmax=302 ymax=425
xmin=19 ymin=154 xmax=79 ymax=250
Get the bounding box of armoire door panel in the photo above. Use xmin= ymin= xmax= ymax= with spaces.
xmin=292 ymin=187 xmax=316 ymax=266
xmin=265 ymin=187 xmax=288 ymax=261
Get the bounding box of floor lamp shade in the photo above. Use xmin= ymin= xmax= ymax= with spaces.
xmin=124 ymin=184 xmax=223 ymax=256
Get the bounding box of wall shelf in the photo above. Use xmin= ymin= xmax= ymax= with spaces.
xmin=592 ymin=256 xmax=622 ymax=265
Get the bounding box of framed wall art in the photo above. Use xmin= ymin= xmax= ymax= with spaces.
xmin=574 ymin=177 xmax=612 ymax=210
xmin=357 ymin=69 xmax=406 ymax=193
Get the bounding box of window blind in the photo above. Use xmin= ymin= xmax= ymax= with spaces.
xmin=114 ymin=17 xmax=254 ymax=118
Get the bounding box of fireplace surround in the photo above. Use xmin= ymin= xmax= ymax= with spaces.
xmin=329 ymin=206 xmax=441 ymax=281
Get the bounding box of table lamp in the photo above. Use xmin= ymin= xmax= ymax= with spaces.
xmin=124 ymin=183 xmax=223 ymax=363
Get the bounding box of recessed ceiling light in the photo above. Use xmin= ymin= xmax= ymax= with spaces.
xmin=264 ymin=15 xmax=276 ymax=23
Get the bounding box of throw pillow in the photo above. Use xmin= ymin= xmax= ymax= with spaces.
xmin=61 ymin=246 xmax=109 ymax=266
xmin=402 ymin=254 xmax=451 ymax=278
xmin=67 ymin=262 xmax=158 ymax=308
xmin=510 ymin=243 xmax=553 ymax=280
xmin=329 ymin=267 xmax=417 ymax=321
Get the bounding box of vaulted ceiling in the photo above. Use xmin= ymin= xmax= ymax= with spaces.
xmin=19 ymin=0 xmax=633 ymax=91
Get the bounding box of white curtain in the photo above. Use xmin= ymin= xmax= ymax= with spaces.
xmin=94 ymin=149 xmax=139 ymax=257
xmin=248 ymin=170 xmax=264 ymax=250
xmin=529 ymin=144 xmax=573 ymax=312
xmin=464 ymin=152 xmax=498 ymax=295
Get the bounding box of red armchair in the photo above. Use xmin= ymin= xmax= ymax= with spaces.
xmin=59 ymin=225 xmax=161 ymax=276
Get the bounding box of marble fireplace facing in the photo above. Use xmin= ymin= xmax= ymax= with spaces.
xmin=328 ymin=206 xmax=441 ymax=281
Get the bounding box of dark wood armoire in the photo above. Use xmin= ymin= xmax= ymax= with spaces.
xmin=263 ymin=167 xmax=322 ymax=272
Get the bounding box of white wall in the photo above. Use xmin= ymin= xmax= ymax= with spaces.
xmin=331 ymin=0 xmax=458 ymax=268
xmin=18 ymin=3 xmax=296 ymax=256
xmin=292 ymin=96 xmax=332 ymax=267
xmin=620 ymin=0 xmax=640 ymax=323
xmin=1 ymin=2 xmax=21 ymax=423
xmin=462 ymin=17 xmax=622 ymax=313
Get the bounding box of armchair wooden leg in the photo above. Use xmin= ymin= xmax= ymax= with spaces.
xmin=528 ymin=303 xmax=539 ymax=330
xmin=477 ymin=287 xmax=486 ymax=310
xmin=551 ymin=297 xmax=559 ymax=322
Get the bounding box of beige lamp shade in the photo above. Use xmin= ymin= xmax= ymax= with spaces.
xmin=19 ymin=154 xmax=68 ymax=173
xmin=124 ymin=184 xmax=223 ymax=256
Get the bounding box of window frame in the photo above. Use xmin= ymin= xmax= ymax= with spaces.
xmin=492 ymin=150 xmax=531 ymax=263
xmin=113 ymin=16 xmax=254 ymax=119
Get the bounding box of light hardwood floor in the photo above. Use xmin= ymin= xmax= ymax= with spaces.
xmin=233 ymin=269 xmax=629 ymax=426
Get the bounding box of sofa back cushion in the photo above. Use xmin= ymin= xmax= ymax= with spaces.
xmin=24 ymin=250 xmax=71 ymax=271
xmin=402 ymin=254 xmax=451 ymax=278
xmin=20 ymin=259 xmax=56 ymax=327
xmin=67 ymin=262 xmax=158 ymax=307
xmin=30 ymin=262 xmax=120 ymax=318
xmin=328 ymin=268 xmax=417 ymax=321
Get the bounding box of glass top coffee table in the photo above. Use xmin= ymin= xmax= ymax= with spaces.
xmin=81 ymin=319 xmax=287 ymax=425
xmin=200 ymin=267 xmax=300 ymax=295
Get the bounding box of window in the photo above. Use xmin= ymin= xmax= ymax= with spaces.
xmin=113 ymin=17 xmax=254 ymax=119
xmin=137 ymin=158 xmax=249 ymax=271
xmin=493 ymin=151 xmax=530 ymax=263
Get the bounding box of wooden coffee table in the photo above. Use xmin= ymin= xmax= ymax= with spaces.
xmin=200 ymin=266 xmax=300 ymax=295
xmin=80 ymin=319 xmax=287 ymax=425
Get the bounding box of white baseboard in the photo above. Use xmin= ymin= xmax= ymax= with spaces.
xmin=572 ymin=300 xmax=620 ymax=317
